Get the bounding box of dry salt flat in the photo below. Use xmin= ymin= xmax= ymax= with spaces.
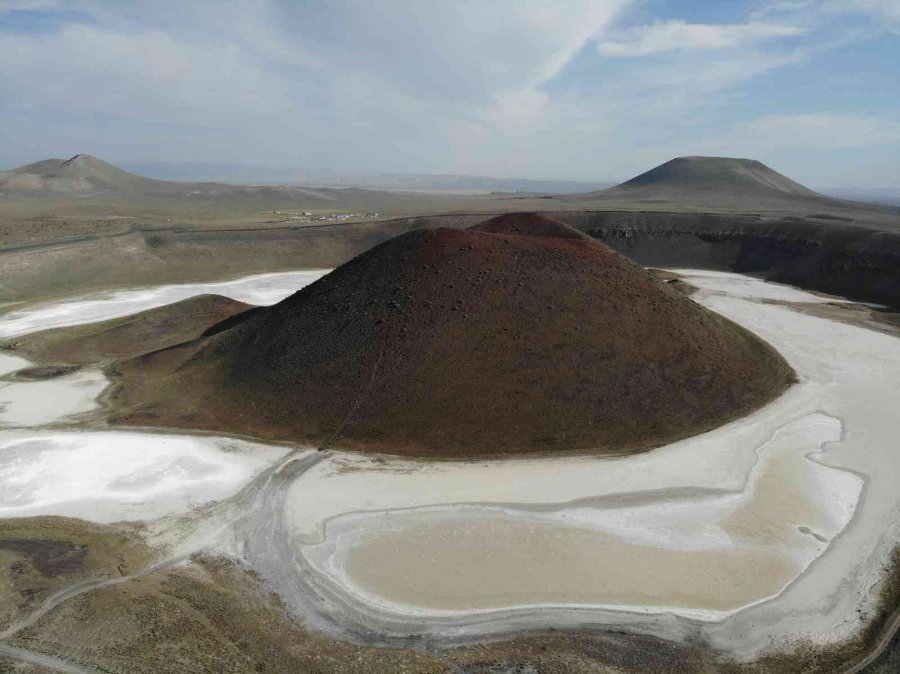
xmin=0 ymin=430 xmax=288 ymax=523
xmin=0 ymin=269 xmax=327 ymax=339
xmin=282 ymin=270 xmax=900 ymax=657
xmin=0 ymin=274 xmax=314 ymax=523
xmin=0 ymin=362 xmax=107 ymax=427
xmin=0 ymin=266 xmax=897 ymax=660
xmin=0 ymin=270 xmax=328 ymax=426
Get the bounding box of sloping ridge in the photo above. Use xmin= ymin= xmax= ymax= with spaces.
xmin=1 ymin=154 xmax=175 ymax=194
xmin=7 ymin=294 xmax=255 ymax=366
xmin=609 ymin=156 xmax=820 ymax=198
xmin=0 ymin=154 xmax=419 ymax=208
xmin=470 ymin=211 xmax=593 ymax=240
xmin=52 ymin=154 xmax=148 ymax=186
xmin=110 ymin=213 xmax=794 ymax=457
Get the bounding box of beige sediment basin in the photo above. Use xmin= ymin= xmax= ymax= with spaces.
xmin=290 ymin=271 xmax=900 ymax=655
xmin=342 ymin=516 xmax=797 ymax=613
xmin=0 ymin=270 xmax=327 ymax=339
xmin=302 ymin=412 xmax=859 ymax=618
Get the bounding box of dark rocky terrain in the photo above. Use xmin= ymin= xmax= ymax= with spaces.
xmin=106 ymin=214 xmax=792 ymax=457
xmin=562 ymin=210 xmax=900 ymax=308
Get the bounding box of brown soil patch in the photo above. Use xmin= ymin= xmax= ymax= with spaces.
xmin=0 ymin=540 xmax=87 ymax=578
xmin=5 ymin=365 xmax=81 ymax=381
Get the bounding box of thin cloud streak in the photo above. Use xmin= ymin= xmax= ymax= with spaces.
xmin=597 ymin=20 xmax=804 ymax=57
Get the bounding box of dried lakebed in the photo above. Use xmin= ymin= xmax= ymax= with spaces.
xmin=0 ymin=268 xmax=897 ymax=667
xmin=270 ymin=270 xmax=899 ymax=657
xmin=0 ymin=269 xmax=328 ymax=339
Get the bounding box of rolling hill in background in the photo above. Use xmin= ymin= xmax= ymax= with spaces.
xmin=0 ymin=155 xmax=612 ymax=198
xmin=823 ymin=187 xmax=900 ymax=207
xmin=607 ymin=156 xmax=819 ymax=198
xmin=3 ymin=154 xmax=892 ymax=215
xmin=553 ymin=155 xmax=871 ymax=213
xmin=121 ymin=161 xmax=615 ymax=194
xmin=0 ymin=154 xmax=420 ymax=209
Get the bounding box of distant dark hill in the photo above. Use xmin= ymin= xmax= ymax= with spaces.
xmin=2 ymin=154 xmax=164 ymax=194
xmin=548 ymin=156 xmax=847 ymax=213
xmin=0 ymin=154 xmax=417 ymax=209
xmin=109 ymin=213 xmax=793 ymax=457
xmin=26 ymin=154 xmax=145 ymax=187
xmin=610 ymin=156 xmax=820 ymax=198
xmin=0 ymin=154 xmax=336 ymax=203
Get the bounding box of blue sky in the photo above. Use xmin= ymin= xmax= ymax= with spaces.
xmin=0 ymin=0 xmax=897 ymax=187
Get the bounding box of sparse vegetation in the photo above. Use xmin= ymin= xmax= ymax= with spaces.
xmin=0 ymin=517 xmax=151 ymax=633
xmin=9 ymin=555 xmax=447 ymax=674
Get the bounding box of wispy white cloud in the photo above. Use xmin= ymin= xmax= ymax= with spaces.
xmin=267 ymin=0 xmax=630 ymax=116
xmin=0 ymin=22 xmax=297 ymax=128
xmin=0 ymin=0 xmax=896 ymax=186
xmin=659 ymin=113 xmax=900 ymax=158
xmin=743 ymin=112 xmax=900 ymax=148
xmin=837 ymin=0 xmax=900 ymax=32
xmin=751 ymin=1 xmax=816 ymax=19
xmin=756 ymin=0 xmax=900 ymax=32
xmin=0 ymin=0 xmax=65 ymax=11
xmin=597 ymin=20 xmax=804 ymax=57
xmin=0 ymin=0 xmax=638 ymax=170
xmin=635 ymin=49 xmax=805 ymax=93
xmin=0 ymin=1 xmax=633 ymax=138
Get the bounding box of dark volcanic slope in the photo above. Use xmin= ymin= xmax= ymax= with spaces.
xmin=110 ymin=214 xmax=793 ymax=457
xmin=608 ymin=156 xmax=819 ymax=198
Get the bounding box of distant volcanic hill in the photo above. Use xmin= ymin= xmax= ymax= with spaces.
xmin=0 ymin=154 xmax=179 ymax=194
xmin=110 ymin=213 xmax=793 ymax=457
xmin=557 ymin=156 xmax=840 ymax=212
xmin=609 ymin=156 xmax=819 ymax=198
xmin=0 ymin=154 xmax=414 ymax=209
